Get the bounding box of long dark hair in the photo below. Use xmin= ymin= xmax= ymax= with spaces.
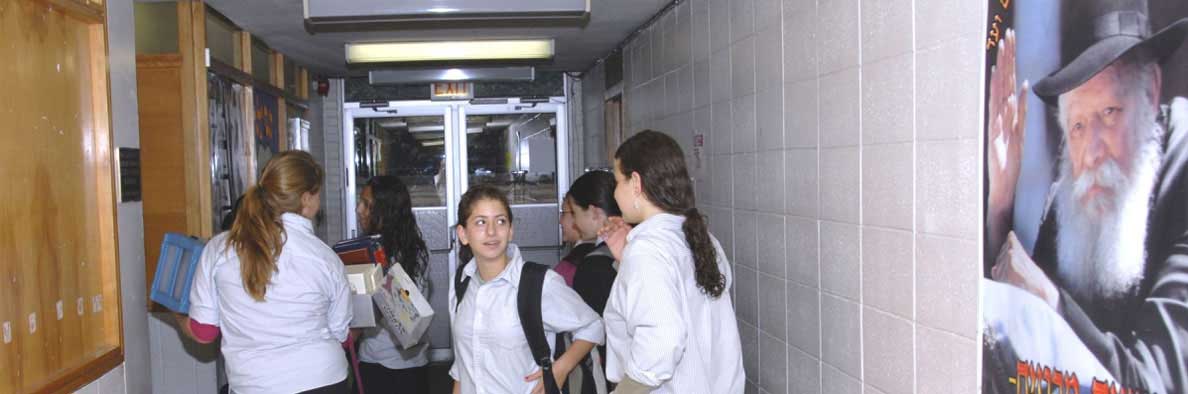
xmin=568 ymin=170 xmax=621 ymax=216
xmin=365 ymin=176 xmax=429 ymax=281
xmin=227 ymin=151 xmax=323 ymax=301
xmin=455 ymin=185 xmax=513 ymax=264
xmin=615 ymin=130 xmax=725 ymax=297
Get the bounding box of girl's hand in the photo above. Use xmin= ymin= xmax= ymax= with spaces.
xmin=525 ymin=365 xmax=570 ymax=394
xmin=599 ymin=217 xmax=632 ymax=261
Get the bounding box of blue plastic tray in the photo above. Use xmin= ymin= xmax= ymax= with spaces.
xmin=149 ymin=233 xmax=206 ymax=313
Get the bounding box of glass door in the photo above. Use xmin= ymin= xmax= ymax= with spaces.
xmin=459 ymin=102 xmax=569 ymax=265
xmin=343 ymin=98 xmax=568 ymax=363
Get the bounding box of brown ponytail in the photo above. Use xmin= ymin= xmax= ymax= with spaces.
xmin=615 ymin=130 xmax=726 ymax=297
xmin=227 ymin=151 xmax=324 ymax=301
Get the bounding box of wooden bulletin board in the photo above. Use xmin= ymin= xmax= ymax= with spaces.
xmin=0 ymin=0 xmax=124 ymax=393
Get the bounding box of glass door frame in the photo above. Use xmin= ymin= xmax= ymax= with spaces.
xmin=342 ymin=97 xmax=569 ymax=240
xmin=342 ymin=101 xmax=456 ymax=239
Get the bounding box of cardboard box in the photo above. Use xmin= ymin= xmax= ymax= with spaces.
xmin=345 ymin=263 xmax=382 ymax=295
xmin=372 ymin=263 xmax=434 ymax=349
xmin=345 ymin=263 xmax=382 ymax=328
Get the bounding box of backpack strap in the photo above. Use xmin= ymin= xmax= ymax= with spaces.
xmin=518 ymin=262 xmax=561 ymax=394
xmin=454 ymin=261 xmax=470 ymax=311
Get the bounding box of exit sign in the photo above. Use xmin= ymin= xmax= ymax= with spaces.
xmin=431 ymin=82 xmax=474 ymax=101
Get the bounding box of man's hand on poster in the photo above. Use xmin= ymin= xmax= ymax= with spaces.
xmin=992 ymin=231 xmax=1060 ymax=311
xmin=988 ymin=28 xmax=1029 ymax=253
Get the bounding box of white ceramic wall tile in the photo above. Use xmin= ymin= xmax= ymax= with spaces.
xmin=916 ymin=37 xmax=983 ymax=141
xmin=784 ymin=79 xmax=819 ymax=148
xmin=732 ymin=37 xmax=757 ymax=99
xmin=695 ymin=60 xmax=713 ymax=109
xmin=783 ymin=9 xmax=819 ymax=83
xmin=916 ymin=235 xmax=978 ymax=339
xmin=740 ymin=319 xmax=761 ymax=380
xmin=679 ymin=65 xmax=696 ymax=114
xmin=861 ymin=142 xmax=913 ymax=230
xmin=862 ymin=308 xmax=915 ymax=394
xmin=788 ymin=346 xmax=822 ymax=394
xmin=693 ymin=0 xmax=712 ymax=63
xmin=712 ymin=100 xmax=734 ymax=156
xmin=710 ymin=0 xmax=733 ymax=54
xmin=756 ymin=212 xmax=787 ymax=277
xmin=736 ymin=264 xmax=761 ymax=326
xmin=97 ymin=364 xmax=126 ymax=394
xmin=756 ymin=86 xmax=785 ymax=151
xmin=786 ymin=148 xmax=819 ymax=218
xmin=734 ymin=152 xmax=758 ymax=210
xmin=759 ymin=331 xmax=789 ymax=393
xmin=711 ymin=49 xmax=734 ymax=104
xmin=915 ymin=0 xmax=985 ymax=50
xmin=759 ymin=272 xmax=788 ymax=340
xmin=787 ymin=281 xmax=821 ymax=356
xmin=732 ymin=94 xmax=758 ymax=153
xmin=861 ymin=53 xmax=915 ymax=145
xmin=665 ymin=72 xmax=681 ymax=118
xmin=819 ymin=221 xmax=860 ymax=301
xmin=815 ymin=0 xmax=860 ymax=74
xmin=755 ymin=24 xmax=784 ymax=88
xmin=916 ymin=139 xmax=979 ymax=240
xmin=734 ymin=209 xmax=759 ymax=268
xmin=860 ymin=0 xmax=912 ymax=63
xmin=786 ymin=215 xmax=820 ymax=287
xmin=861 ymin=227 xmax=914 ymax=319
xmin=818 ymin=147 xmax=860 ymax=224
xmin=821 ymin=355 xmax=862 ymax=394
xmin=917 ymin=325 xmax=979 ymax=394
xmin=731 ymin=0 xmax=756 ymax=42
xmin=755 ymin=0 xmax=782 ymax=31
xmin=820 ymin=294 xmax=861 ymax=379
xmin=817 ymin=68 xmax=860 ymax=148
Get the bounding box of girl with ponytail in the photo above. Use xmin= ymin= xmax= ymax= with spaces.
xmin=599 ymin=130 xmax=745 ymax=394
xmin=183 ymin=151 xmax=354 ymax=394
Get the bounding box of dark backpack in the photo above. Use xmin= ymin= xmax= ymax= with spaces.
xmin=455 ymin=261 xmax=561 ymax=394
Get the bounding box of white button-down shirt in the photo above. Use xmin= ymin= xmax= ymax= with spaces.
xmin=449 ymin=244 xmax=605 ymax=394
xmin=190 ymin=213 xmax=352 ymax=394
xmin=603 ymin=213 xmax=745 ymax=394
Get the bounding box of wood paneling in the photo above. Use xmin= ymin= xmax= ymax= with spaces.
xmin=136 ymin=54 xmax=187 ymax=307
xmin=177 ymin=0 xmax=212 ymax=238
xmin=0 ymin=0 xmax=122 ymax=392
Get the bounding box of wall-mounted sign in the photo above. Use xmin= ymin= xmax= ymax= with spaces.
xmin=431 ymin=82 xmax=474 ymax=101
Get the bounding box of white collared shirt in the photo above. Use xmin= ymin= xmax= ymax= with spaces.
xmin=190 ymin=213 xmax=352 ymax=394
xmin=448 ymin=244 xmax=605 ymax=394
xmin=603 ymin=213 xmax=745 ymax=394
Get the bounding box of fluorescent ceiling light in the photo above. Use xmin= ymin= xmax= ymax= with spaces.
xmin=347 ymin=39 xmax=554 ymax=64
xmin=409 ymin=125 xmax=444 ymax=133
xmin=370 ymin=67 xmax=534 ymax=84
xmin=421 ymin=140 xmax=445 ymax=147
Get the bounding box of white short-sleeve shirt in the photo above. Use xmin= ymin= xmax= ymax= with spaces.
xmin=448 ymin=244 xmax=605 ymax=394
xmin=189 ymin=213 xmax=352 ymax=394
xmin=603 ymin=213 xmax=745 ymax=394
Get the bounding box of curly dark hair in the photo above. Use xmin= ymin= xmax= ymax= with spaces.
xmin=615 ymin=130 xmax=725 ymax=298
xmin=365 ymin=176 xmax=429 ymax=282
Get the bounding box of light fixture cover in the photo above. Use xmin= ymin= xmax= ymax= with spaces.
xmin=369 ymin=67 xmax=535 ymax=84
xmin=347 ymin=40 xmax=554 ymax=64
xmin=306 ymin=0 xmax=589 ymax=28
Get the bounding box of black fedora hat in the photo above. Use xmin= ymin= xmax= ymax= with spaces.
xmin=1032 ymin=0 xmax=1188 ymax=104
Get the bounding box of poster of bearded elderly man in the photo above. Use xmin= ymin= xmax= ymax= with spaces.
xmin=983 ymin=0 xmax=1188 ymax=393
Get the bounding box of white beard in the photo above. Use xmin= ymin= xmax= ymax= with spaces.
xmin=1054 ymin=124 xmax=1162 ymax=305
